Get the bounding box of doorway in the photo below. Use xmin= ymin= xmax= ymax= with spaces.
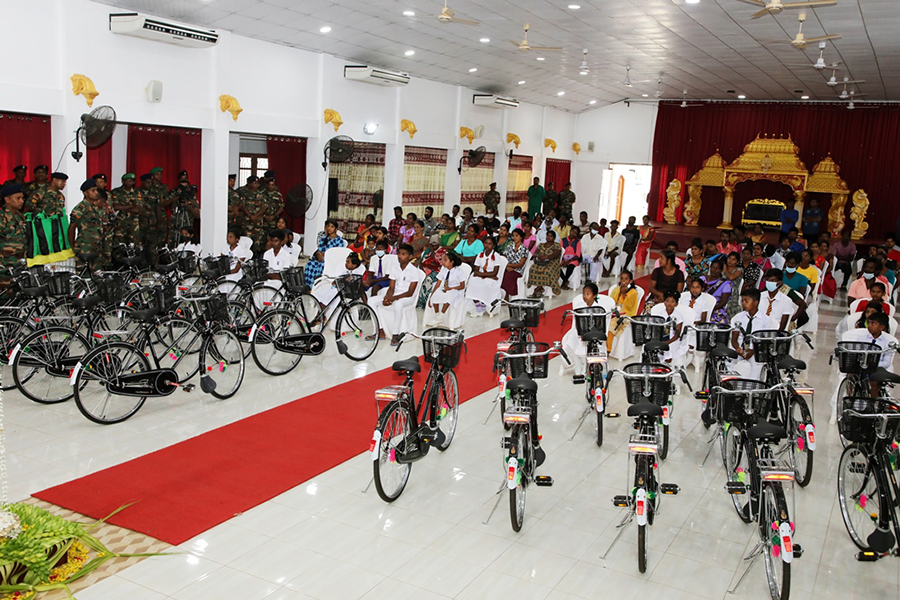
xmin=599 ymin=163 xmax=651 ymax=223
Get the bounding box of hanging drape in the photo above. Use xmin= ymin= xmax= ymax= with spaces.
xmin=266 ymin=136 xmax=307 ymax=233
xmin=126 ymin=125 xmax=202 ymax=196
xmin=328 ymin=141 xmax=385 ymax=234
xmin=402 ymin=146 xmax=447 ymax=213
xmin=506 ymin=154 xmax=533 ymax=216
xmin=544 ymin=158 xmax=571 ymax=191
xmin=0 ymin=112 xmax=51 ymax=182
xmin=460 ymin=151 xmax=495 ymax=212
xmin=86 ymin=135 xmax=112 ymax=182
xmin=648 ymin=101 xmax=900 ymax=236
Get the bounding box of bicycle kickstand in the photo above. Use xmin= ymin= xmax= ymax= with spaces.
xmin=727 ymin=541 xmax=764 ymax=595
xmin=482 ymin=478 xmax=508 ymax=525
xmin=599 ymin=509 xmax=634 ymax=560
xmin=483 ymin=395 xmax=501 ymax=425
xmin=569 ymin=404 xmax=593 ymax=441
xmin=362 ymin=477 xmax=374 ymax=494
xmin=700 ymin=427 xmax=721 ymax=467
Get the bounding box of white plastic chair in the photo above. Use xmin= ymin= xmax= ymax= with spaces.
xmin=466 ymin=255 xmax=507 ymax=316
xmin=423 ymin=263 xmax=472 ymax=329
xmin=849 ymin=298 xmax=896 ymax=317
xmin=514 ymin=254 xmax=533 ymax=299
xmin=311 ymin=246 xmax=353 ymax=321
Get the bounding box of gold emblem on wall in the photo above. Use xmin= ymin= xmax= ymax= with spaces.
xmin=70 ymin=74 xmax=99 ymax=107
xmin=572 ymin=142 xmax=581 ymax=155
xmin=400 ymin=119 xmax=417 ymax=139
xmin=323 ymin=109 xmax=343 ymax=132
xmin=460 ymin=127 xmax=475 ymax=144
xmin=507 ymin=133 xmax=521 ymax=149
xmin=544 ymin=138 xmax=557 ymax=153
xmin=663 ymin=179 xmax=683 ymax=225
xmin=683 ymin=184 xmax=702 ymax=226
xmin=219 ymin=95 xmax=243 ymax=121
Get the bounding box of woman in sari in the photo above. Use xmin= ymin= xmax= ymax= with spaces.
xmin=752 ymin=242 xmax=772 ymax=274
xmin=738 ymin=247 xmax=761 ymax=290
xmin=608 ymin=270 xmax=641 ymax=357
xmin=502 ymin=228 xmax=529 ymax=300
xmin=636 ymin=215 xmax=656 ymax=268
xmin=439 ymin=215 xmax=461 ymax=249
xmin=409 ymin=219 xmax=429 ymax=264
xmin=527 ymin=230 xmax=562 ymax=297
xmin=685 ymin=239 xmax=710 ymax=280
xmin=701 ymin=259 xmax=733 ymax=324
xmin=496 ymin=223 xmax=511 ymax=254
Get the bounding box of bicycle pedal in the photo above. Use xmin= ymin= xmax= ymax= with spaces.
xmin=572 ymin=375 xmax=585 ymax=385
xmin=182 ymin=383 xmax=195 ymax=393
xmin=725 ymin=482 xmax=747 ymax=495
xmin=606 ymin=412 xmax=620 ymax=418
xmin=856 ymin=550 xmax=880 ymax=562
xmin=612 ymin=495 xmax=630 ymax=508
xmin=792 ymin=544 xmax=803 ymax=558
xmin=501 ymin=437 xmax=515 ymax=450
xmin=422 ymin=428 xmax=446 ymax=447
xmin=534 ymin=475 xmax=553 ymax=487
xmin=694 ymin=391 xmax=709 ymax=400
xmin=660 ymin=483 xmax=680 ymax=495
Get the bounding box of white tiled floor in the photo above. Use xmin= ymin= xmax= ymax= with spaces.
xmin=6 ymin=279 xmax=900 ymax=599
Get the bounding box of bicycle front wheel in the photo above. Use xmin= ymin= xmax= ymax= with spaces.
xmin=837 ymin=377 xmax=866 ymax=448
xmin=728 ymin=430 xmax=753 ymax=524
xmin=509 ymin=424 xmax=529 ymax=532
xmin=0 ymin=316 xmax=31 ymax=392
xmin=336 ymin=301 xmax=379 ymax=361
xmin=251 ymin=309 xmax=306 ymax=376
xmin=789 ymin=396 xmax=814 ymax=487
xmin=373 ymin=400 xmax=413 ymax=502
xmin=590 ymin=363 xmax=604 ymax=447
xmin=760 ymin=483 xmax=791 ymax=600
xmin=200 ymin=327 xmax=245 ymax=399
xmin=13 ymin=327 xmax=90 ymax=404
xmin=294 ymin=293 xmax=324 ymax=333
xmin=150 ymin=316 xmax=203 ymax=383
xmin=433 ymin=370 xmax=459 ymax=451
xmin=837 ymin=443 xmax=882 ymax=550
xmin=74 ymin=342 xmax=151 ymax=424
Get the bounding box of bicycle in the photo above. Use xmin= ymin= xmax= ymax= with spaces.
xmin=836 ymin=394 xmax=900 ymax=560
xmin=715 ymin=380 xmax=800 ymax=600
xmin=248 ymin=306 xmax=325 ymax=376
xmin=602 ymin=367 xmax=683 ymax=573
xmin=616 ymin=314 xmax=674 ymax=363
xmin=367 ymin=328 xmax=463 ymax=502
xmin=832 ymin=341 xmax=900 ymax=439
xmin=485 ymin=298 xmax=543 ymax=426
xmin=484 ymin=340 xmax=569 ymax=532
xmin=71 ymin=293 xmax=246 ymax=424
xmin=562 ymin=306 xmax=611 ymax=446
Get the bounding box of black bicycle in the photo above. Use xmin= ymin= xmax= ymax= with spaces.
xmin=485 ymin=298 xmax=543 ymax=426
xmin=562 ymin=306 xmax=611 ymax=446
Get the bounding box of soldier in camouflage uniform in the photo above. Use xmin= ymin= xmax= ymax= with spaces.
xmin=0 ymin=184 xmax=27 ymax=298
xmin=110 ymin=173 xmax=142 ymax=247
xmin=22 ymin=165 xmax=49 ymax=204
xmin=68 ymin=180 xmax=114 ymax=268
xmin=240 ymin=176 xmax=266 ymax=253
xmin=542 ymin=182 xmax=558 ymax=217
xmin=483 ymin=182 xmax=500 ymax=215
xmin=138 ymin=173 xmax=162 ymax=265
xmin=2 ymin=165 xmax=27 ymax=187
xmin=161 ymin=170 xmax=200 ymax=247
xmin=557 ymin=182 xmax=576 ymax=221
xmin=149 ymin=167 xmax=168 ymax=198
xmin=27 ymin=172 xmax=68 ymax=216
xmin=227 ymin=174 xmax=244 ymax=232
xmin=261 ymin=177 xmax=284 ymax=246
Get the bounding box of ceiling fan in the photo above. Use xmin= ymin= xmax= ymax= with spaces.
xmin=655 ymin=77 xmax=664 ymax=98
xmin=845 ymin=92 xmax=877 ymax=110
xmin=789 ymin=42 xmax=840 ymax=69
xmin=510 ymin=24 xmax=562 ymax=52
xmin=578 ymin=49 xmax=590 ymax=75
xmin=622 ymin=65 xmax=652 ymax=87
xmin=738 ymin=0 xmax=838 ymax=19
xmin=838 ymin=85 xmax=866 ymax=100
xmin=786 ymin=13 xmax=841 ymax=48
xmin=437 ymin=0 xmax=479 ymax=25
xmin=827 ymin=73 xmax=865 ymax=87
xmin=680 ymin=90 xmax=703 ymax=108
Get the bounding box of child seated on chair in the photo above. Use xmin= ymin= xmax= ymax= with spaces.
xmin=427 ymin=252 xmax=466 ymax=319
xmin=561 ymin=282 xmax=616 ymax=378
xmin=366 ymin=239 xmax=391 ymax=297
xmin=729 ymin=287 xmax=775 ymax=381
xmin=370 ymin=244 xmax=419 ymax=347
xmin=313 ymin=252 xmax=365 ymax=308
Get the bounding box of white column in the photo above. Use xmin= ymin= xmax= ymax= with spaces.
xmin=383 ymin=142 xmax=403 ymax=225
xmin=51 ymin=115 xmax=87 ymax=213
xmin=111 ymin=124 xmax=128 ymax=181
xmin=443 ymin=86 xmax=464 ymax=215
xmin=200 ymin=126 xmax=229 ymax=250
xmin=305 ymin=53 xmax=329 ymax=244
xmin=228 ymin=132 xmax=240 ymax=177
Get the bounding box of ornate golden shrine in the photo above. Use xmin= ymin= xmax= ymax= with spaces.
xmin=682 ymin=134 xmax=864 ymax=238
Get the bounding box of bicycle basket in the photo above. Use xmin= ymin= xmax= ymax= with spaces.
xmin=46 ymin=271 xmax=73 ymax=296
xmin=507 ymin=341 xmax=550 ymax=379
xmin=630 ymin=315 xmax=665 ymax=346
xmin=719 ymin=378 xmax=774 ymax=424
xmin=336 ymin=274 xmax=365 ymax=302
xmin=508 ymin=299 xmax=543 ymax=328
xmin=242 ymin=257 xmax=270 ymax=283
xmin=421 ymin=327 xmax=464 ymax=369
xmin=177 ymin=253 xmax=198 ymax=274
xmin=573 ymin=306 xmax=608 ymax=337
xmin=282 ymin=266 xmax=307 ymax=293
xmin=201 ymin=293 xmax=230 ymax=323
xmin=153 ymin=283 xmax=177 ymax=313
xmin=93 ymin=274 xmax=126 ymax=305
xmin=693 ymin=322 xmax=731 ymax=350
xmin=750 ymin=330 xmax=791 ymax=360
xmin=839 ymin=396 xmax=900 ymax=444
xmin=200 ymin=255 xmax=230 ymax=279
xmin=623 ymin=363 xmax=672 ymax=406
xmin=835 ymin=341 xmax=882 ymax=375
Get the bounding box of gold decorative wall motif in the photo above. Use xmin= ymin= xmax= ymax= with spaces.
xmin=70 ymin=74 xmax=99 ymax=107
xmin=850 ymin=189 xmax=870 ymax=240
xmin=219 ymin=95 xmax=243 ymax=121
xmin=323 ymin=109 xmax=343 ymax=131
xmin=828 ymin=192 xmax=849 ymax=236
xmin=683 ymin=184 xmax=702 ymax=226
xmin=400 ymin=119 xmax=417 ymax=139
xmin=663 ymin=179 xmax=683 ymax=225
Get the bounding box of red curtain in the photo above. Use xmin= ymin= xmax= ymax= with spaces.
xmin=544 ymin=158 xmax=571 ymax=190
xmin=126 ymin=125 xmax=202 ymax=197
xmin=0 ymin=112 xmax=51 ymax=180
xmin=648 ymin=102 xmax=900 ymax=237
xmin=265 ymin=136 xmax=307 ymax=233
xmin=86 ymin=136 xmax=112 ymax=180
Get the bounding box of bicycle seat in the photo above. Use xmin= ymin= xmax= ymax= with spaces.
xmin=501 ymin=319 xmax=525 ymax=330
xmin=778 ymin=357 xmax=806 ymax=371
xmin=506 ymin=376 xmax=537 ymax=392
xmin=627 ymin=402 xmax=664 ymax=418
xmin=711 ymin=345 xmax=739 ymax=359
xmin=19 ymin=286 xmax=48 ymax=298
xmin=747 ymin=420 xmax=787 ymax=442
xmin=157 ymin=262 xmax=178 ymax=274
xmin=870 ymin=368 xmax=900 ymax=384
xmin=644 ymin=341 xmax=669 ymax=353
xmin=119 ymin=255 xmax=143 ymax=267
xmin=392 ymin=357 xmax=421 ymax=373
xmin=130 ymin=307 xmax=159 ymax=323
xmin=582 ymin=331 xmax=606 ymax=343
xmin=77 ymin=252 xmax=99 ymax=264
xmin=72 ymin=295 xmax=101 ymax=310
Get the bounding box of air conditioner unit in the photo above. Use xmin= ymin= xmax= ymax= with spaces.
xmin=110 ymin=13 xmax=218 ymax=48
xmin=473 ymin=94 xmax=519 ymax=109
xmin=344 ymin=65 xmax=410 ymax=86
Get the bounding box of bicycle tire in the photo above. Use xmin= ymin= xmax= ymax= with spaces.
xmin=12 ymin=327 xmax=91 ymax=404
xmin=200 ymin=327 xmax=245 ymax=400
xmin=336 ymin=301 xmax=379 ymax=361
xmin=760 ymin=483 xmax=791 ymax=600
xmin=251 ymin=309 xmax=306 ymax=376
xmin=789 ymin=396 xmax=814 ymax=487
xmin=837 ymin=377 xmax=866 ymax=448
xmin=150 ymin=316 xmax=203 ymax=383
xmin=294 ymin=293 xmax=325 ymax=333
xmin=590 ymin=363 xmax=604 ymax=447
xmin=638 ymin=523 xmax=648 ymax=573
xmin=74 ymin=342 xmax=151 ymax=424
xmin=373 ymin=399 xmax=413 ymax=502
xmin=728 ymin=430 xmax=753 ymax=524
xmin=249 ymin=284 xmax=284 ymax=314
xmin=0 ymin=316 xmax=32 ymax=392
xmin=659 ymin=422 xmax=670 ymax=460
xmin=509 ymin=424 xmax=528 ymax=532
xmin=637 ymin=455 xmax=650 ymax=573
xmin=837 ymin=443 xmax=882 ymax=551
xmin=433 ymin=370 xmax=459 ymax=451
xmin=227 ymin=298 xmax=255 ymax=358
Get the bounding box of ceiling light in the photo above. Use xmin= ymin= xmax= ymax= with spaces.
xmin=404 ymin=50 xmax=415 ymax=56
xmin=801 ymin=95 xmax=810 ymax=99
xmin=685 ymin=0 xmax=700 ymax=4
xmin=642 ymin=94 xmax=649 ymax=97
xmin=737 ymin=94 xmax=746 ymax=99
xmin=536 ymin=57 xmax=545 ymax=61
xmin=403 ymin=10 xmax=415 ymax=16
xmin=589 ymin=100 xmax=597 ymax=105
xmin=568 ymin=4 xmax=581 ymax=8
xmin=319 ymin=26 xmax=331 ymax=33
xmin=518 ymin=80 xmax=526 ymax=85
xmin=557 ymin=91 xmax=565 ymax=96
xmin=480 ymin=38 xmax=490 ymax=43
xmin=363 ymin=123 xmax=379 ymax=135
xmin=579 ymin=70 xmax=588 ymax=76
xmin=469 ymin=67 xmax=478 ymax=72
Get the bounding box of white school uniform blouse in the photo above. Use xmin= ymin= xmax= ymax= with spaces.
xmin=221 ymin=244 xmax=253 ymax=282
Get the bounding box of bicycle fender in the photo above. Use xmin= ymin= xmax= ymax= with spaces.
xmin=635 ymin=488 xmax=648 ymax=526
xmin=779 ymin=521 xmax=793 ymax=563
xmin=248 ymin=323 xmax=257 ymax=342
xmin=68 ymin=360 xmax=82 ymax=386
xmin=507 ymin=456 xmax=518 ymax=490
xmin=7 ymin=343 xmax=21 ymax=364
xmin=369 ymin=429 xmax=381 ymax=461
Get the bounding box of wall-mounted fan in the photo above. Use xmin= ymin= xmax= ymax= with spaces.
xmin=69 ymin=105 xmax=117 ymax=163
xmin=458 ymin=146 xmax=486 ymax=174
xmin=322 ymin=135 xmax=355 ymax=170
xmin=373 ymin=189 xmax=384 ymax=211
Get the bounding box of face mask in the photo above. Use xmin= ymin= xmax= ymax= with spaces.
xmin=765 ymin=281 xmax=779 ymax=292
xmin=863 ymin=272 xmax=875 ymax=279
xmin=180 ymin=235 xmax=191 ymax=244
xmin=591 ymin=228 xmax=599 ymax=234
xmin=375 ymin=250 xmax=385 ymax=257
xmin=785 ymin=266 xmax=797 ymax=274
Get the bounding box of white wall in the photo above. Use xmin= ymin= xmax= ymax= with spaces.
xmin=0 ymin=0 xmax=657 ymax=245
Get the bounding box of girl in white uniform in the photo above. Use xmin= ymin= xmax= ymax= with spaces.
xmin=679 ymin=278 xmax=716 ymax=371
xmin=466 ymin=236 xmax=503 ymax=315
xmin=312 ymin=253 xmax=366 ymax=307
xmin=427 ymin=252 xmax=466 ymax=318
xmin=649 ymin=290 xmax=687 ymax=364
xmin=560 ymin=282 xmax=616 ymax=377
xmin=221 ymin=228 xmax=253 ymax=282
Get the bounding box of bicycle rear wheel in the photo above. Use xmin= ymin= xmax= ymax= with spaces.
xmin=227 ymin=298 xmax=255 ymax=358
xmin=74 ymin=342 xmax=151 ymax=424
xmin=837 ymin=443 xmax=882 ymax=551
xmin=373 ymin=400 xmax=413 ymax=502
xmin=336 ymin=301 xmax=379 ymax=361
xmin=658 ymin=420 xmax=670 ymax=460
xmin=251 ymin=309 xmax=306 ymax=376
xmin=509 ymin=424 xmax=529 ymax=532
xmin=150 ymin=316 xmax=202 ymax=383
xmin=200 ymin=327 xmax=245 ymax=399
xmin=13 ymin=327 xmax=90 ymax=404
xmin=728 ymin=431 xmax=753 ymax=523
xmin=434 ymin=370 xmax=459 ymax=451
xmin=760 ymin=483 xmax=791 ymax=600
xmin=590 ymin=363 xmax=604 ymax=447
xmin=789 ymin=396 xmax=814 ymax=487
xmin=0 ymin=316 xmax=31 ymax=392
xmin=294 ymin=293 xmax=324 ymax=333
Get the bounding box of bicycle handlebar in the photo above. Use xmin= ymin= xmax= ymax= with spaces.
xmin=607 ymin=365 xmax=693 ymax=393
xmin=395 ymin=330 xmax=466 ymax=353
xmin=710 ymin=382 xmax=788 ymax=396
xmin=496 ymin=340 xmax=570 ymax=365
xmin=744 ymin=328 xmax=814 ymax=349
xmin=560 ymin=307 xmax=613 ymax=326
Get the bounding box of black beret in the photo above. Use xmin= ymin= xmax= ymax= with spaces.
xmin=12 ymin=165 xmax=26 ymax=172
xmin=50 ymin=172 xmax=68 ymax=180
xmin=80 ymin=179 xmax=97 ymax=192
xmin=91 ymin=173 xmax=107 ymax=181
xmin=246 ymin=175 xmax=258 ymax=183
xmin=228 ymin=173 xmax=237 ymax=179
xmin=178 ymin=170 xmax=188 ymax=177
xmin=34 ymin=165 xmax=49 ymax=172
xmin=1 ymin=183 xmax=23 ymax=197
xmin=263 ymin=170 xmax=276 ymax=179
xmin=140 ymin=173 xmax=152 ymax=181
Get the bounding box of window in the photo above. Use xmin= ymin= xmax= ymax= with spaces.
xmin=238 ymin=154 xmax=269 ymax=186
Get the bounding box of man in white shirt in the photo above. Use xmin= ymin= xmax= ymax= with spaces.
xmin=760 ymin=268 xmax=806 ymax=330
xmin=370 ymin=244 xmax=420 ymax=346
xmin=730 ymin=287 xmax=775 ymax=380
xmin=601 ymin=220 xmax=624 ymax=278
xmin=221 ymin=228 xmax=252 ymax=282
xmin=584 ymin=222 xmax=607 ymax=282
xmin=842 ymin=312 xmax=897 ymax=370
xmin=262 ymin=230 xmax=293 ymax=283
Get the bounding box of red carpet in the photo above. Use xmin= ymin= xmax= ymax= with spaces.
xmin=34 ymin=277 xmax=650 ymax=545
